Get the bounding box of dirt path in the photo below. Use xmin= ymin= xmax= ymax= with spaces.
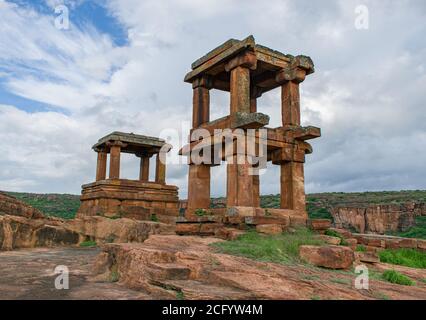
xmin=0 ymin=247 xmax=150 ymax=300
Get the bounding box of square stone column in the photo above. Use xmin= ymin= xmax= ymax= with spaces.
xmin=279 ymin=75 xmax=306 ymax=211
xmin=139 ymin=155 xmax=150 ymax=181
xmin=280 ymin=162 xmax=305 ymax=212
xmin=225 ymin=52 xmax=256 ymax=207
xmin=187 ymin=164 xmax=211 ymax=210
xmin=155 ymin=153 xmax=166 ymax=184
xmin=95 ymin=150 xmax=107 ymax=181
xmin=108 ymin=142 xmax=122 ymax=179
xmin=187 ymin=76 xmax=212 ymax=210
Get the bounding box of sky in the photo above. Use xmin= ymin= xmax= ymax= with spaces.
xmin=0 ymin=0 xmax=425 ymax=197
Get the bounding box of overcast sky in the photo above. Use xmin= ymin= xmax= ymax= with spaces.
xmin=0 ymin=0 xmax=425 ymax=197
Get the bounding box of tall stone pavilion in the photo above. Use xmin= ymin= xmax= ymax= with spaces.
xmin=179 ymin=35 xmax=320 ymax=231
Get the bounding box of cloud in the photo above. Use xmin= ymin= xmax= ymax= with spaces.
xmin=0 ymin=0 xmax=425 ymax=197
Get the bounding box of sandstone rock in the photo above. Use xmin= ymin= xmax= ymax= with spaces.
xmin=399 ymin=238 xmax=417 ymax=249
xmin=345 ymin=238 xmax=358 ymax=250
xmin=289 ymin=216 xmax=307 ymax=227
xmin=226 ymin=206 xmax=255 ymax=217
xmin=331 ymin=202 xmax=423 ymax=235
xmin=315 ymin=235 xmax=341 ymax=245
xmin=175 ymin=223 xmax=201 ymax=235
xmin=328 ymin=227 xmax=352 ymax=239
xmin=299 ymin=245 xmax=354 ymax=269
xmin=417 ymin=240 xmax=426 ymax=251
xmin=256 ymin=224 xmax=283 ymax=235
xmin=308 ymin=219 xmax=331 ymax=231
xmin=214 ymin=228 xmax=245 ymax=240
xmin=355 ymin=251 xmax=379 ymax=264
xmin=245 ymin=216 xmax=290 ymax=227
xmin=0 ymin=192 xmax=44 ymax=219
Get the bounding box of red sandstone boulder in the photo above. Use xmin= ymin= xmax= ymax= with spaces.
xmin=308 ymin=219 xmax=332 ymax=231
xmin=327 ymin=227 xmax=352 ymax=239
xmin=355 ymin=251 xmax=379 ymax=264
xmin=299 ymin=245 xmax=355 ymax=269
xmin=314 ymin=235 xmax=341 ymax=245
xmin=256 ymin=224 xmax=283 ymax=235
xmin=345 ymin=238 xmax=358 ymax=250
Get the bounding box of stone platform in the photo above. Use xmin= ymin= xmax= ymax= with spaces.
xmin=176 ymin=206 xmax=307 ymax=237
xmin=77 ymin=179 xmax=179 ymax=223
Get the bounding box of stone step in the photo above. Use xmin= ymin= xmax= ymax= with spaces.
xmin=152 ymin=279 xmax=255 ymax=300
xmin=146 ymin=262 xmax=191 ymax=281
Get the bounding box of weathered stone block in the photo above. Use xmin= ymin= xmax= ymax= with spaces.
xmin=175 ymin=223 xmax=201 ymax=235
xmin=299 ymin=245 xmax=354 ymax=269
xmin=315 ymin=235 xmax=341 ymax=245
xmin=355 ymin=251 xmax=379 ymax=264
xmin=256 ymin=224 xmax=283 ymax=235
xmin=308 ymin=219 xmax=332 ymax=231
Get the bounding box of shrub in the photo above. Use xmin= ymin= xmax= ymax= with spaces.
xmin=382 ymin=270 xmax=415 ymax=286
xmin=379 ymin=248 xmax=426 ymax=269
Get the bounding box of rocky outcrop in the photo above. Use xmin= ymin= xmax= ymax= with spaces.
xmin=92 ymin=234 xmax=426 ymax=300
xmin=0 ymin=214 xmax=173 ymax=251
xmin=299 ymin=245 xmax=354 ymax=269
xmin=0 ymin=192 xmax=44 ymax=219
xmin=331 ymin=202 xmax=426 ymax=234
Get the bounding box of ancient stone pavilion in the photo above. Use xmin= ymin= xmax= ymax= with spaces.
xmin=77 ymin=132 xmax=179 ymax=223
xmin=178 ymin=35 xmax=321 ymax=232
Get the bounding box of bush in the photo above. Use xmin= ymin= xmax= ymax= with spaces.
xmin=379 ymin=248 xmax=426 ymax=269
xmin=382 ymin=270 xmax=415 ymax=286
xmin=211 ymin=227 xmax=325 ymax=264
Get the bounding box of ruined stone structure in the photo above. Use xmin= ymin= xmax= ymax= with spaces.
xmin=77 ymin=132 xmax=179 ymax=223
xmin=178 ymin=36 xmax=320 ymax=230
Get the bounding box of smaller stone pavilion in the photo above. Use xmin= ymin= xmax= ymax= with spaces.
xmin=77 ymin=132 xmax=179 ymax=223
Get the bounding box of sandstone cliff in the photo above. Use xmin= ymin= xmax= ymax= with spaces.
xmin=331 ymin=202 xmax=426 ymax=234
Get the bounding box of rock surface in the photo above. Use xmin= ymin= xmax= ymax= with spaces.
xmin=299 ymin=245 xmax=354 ymax=269
xmin=92 ymin=234 xmax=426 ymax=300
xmin=0 ymin=192 xmax=44 ymax=219
xmin=0 ymin=214 xmax=173 ymax=251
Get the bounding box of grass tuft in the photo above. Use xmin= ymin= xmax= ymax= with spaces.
xmin=381 ymin=270 xmax=415 ymax=286
xmin=211 ymin=227 xmax=324 ymax=265
xmin=79 ymin=240 xmax=97 ymax=247
xmin=379 ymin=248 xmax=426 ymax=269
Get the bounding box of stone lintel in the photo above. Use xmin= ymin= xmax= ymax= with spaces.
xmin=224 ymin=50 xmax=257 ymax=72
xmin=281 ymin=126 xmax=321 ymax=141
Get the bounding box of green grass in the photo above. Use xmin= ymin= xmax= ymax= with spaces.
xmin=211 ymin=227 xmax=324 ymax=265
xmin=381 ymin=270 xmax=415 ymax=286
xmin=356 ymin=244 xmax=367 ymax=252
xmin=150 ymin=214 xmax=159 ymax=222
xmin=176 ymin=291 xmax=185 ymax=300
xmin=79 ymin=240 xmax=97 ymax=247
xmin=378 ymin=248 xmax=426 ymax=269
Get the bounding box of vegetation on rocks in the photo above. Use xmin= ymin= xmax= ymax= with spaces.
xmin=79 ymin=240 xmax=97 ymax=248
xmin=211 ymin=227 xmax=324 ymax=264
xmin=381 ymin=270 xmax=415 ymax=286
xmin=379 ymin=248 xmax=426 ymax=269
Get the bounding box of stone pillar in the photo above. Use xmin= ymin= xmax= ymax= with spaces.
xmin=187 ymin=164 xmax=211 ymax=210
xmin=187 ymin=76 xmax=211 ymax=210
xmin=108 ymin=142 xmax=122 ymax=179
xmin=277 ymin=63 xmax=308 ymax=212
xmin=192 ymin=76 xmax=210 ymax=128
xmin=225 ymin=51 xmax=256 ymax=207
xmin=252 ymin=174 xmax=260 ymax=207
xmin=280 ymin=162 xmax=305 ymax=212
xmin=155 ymin=153 xmax=166 ymax=184
xmin=281 ymin=81 xmax=300 ymax=127
xmin=139 ymin=155 xmax=150 ymax=181
xmin=95 ymin=150 xmax=107 ymax=181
